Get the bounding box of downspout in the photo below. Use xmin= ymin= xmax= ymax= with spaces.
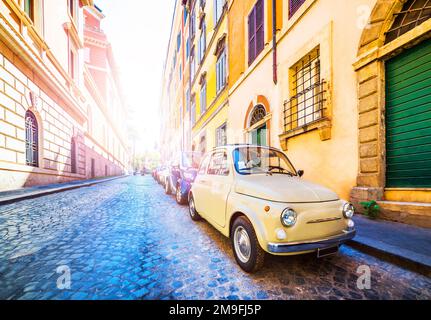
xmin=272 ymin=0 xmax=277 ymax=84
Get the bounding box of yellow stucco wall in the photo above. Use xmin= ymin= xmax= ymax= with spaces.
xmin=193 ymin=104 xmax=229 ymax=152
xmin=191 ymin=2 xmax=229 ymax=151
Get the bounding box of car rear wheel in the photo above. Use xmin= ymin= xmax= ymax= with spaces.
xmin=188 ymin=195 xmax=201 ymax=221
xmin=164 ymin=178 xmax=171 ymax=194
xmin=176 ymin=184 xmax=186 ymax=205
xmin=231 ymin=216 xmax=265 ymax=273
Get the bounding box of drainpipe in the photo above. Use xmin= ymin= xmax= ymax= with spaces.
xmin=272 ymin=0 xmax=277 ymax=84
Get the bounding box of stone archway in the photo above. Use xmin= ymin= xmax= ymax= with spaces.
xmin=351 ymin=0 xmax=431 ymax=207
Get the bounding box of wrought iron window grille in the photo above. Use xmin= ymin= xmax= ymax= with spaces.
xmin=385 ymin=0 xmax=431 ymax=44
xmin=283 ymin=51 xmax=326 ymax=133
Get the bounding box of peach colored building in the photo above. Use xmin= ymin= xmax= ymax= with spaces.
xmin=226 ymin=0 xmax=431 ymax=227
xmin=0 ymin=0 xmax=129 ymax=191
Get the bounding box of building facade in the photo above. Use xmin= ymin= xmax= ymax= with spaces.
xmin=160 ymin=0 xmax=186 ymax=162
xmin=160 ymin=0 xmax=229 ymax=162
xmin=0 ymin=0 xmax=129 ymax=191
xmin=160 ymin=0 xmax=431 ymax=227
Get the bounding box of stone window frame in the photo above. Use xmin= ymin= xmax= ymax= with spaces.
xmin=279 ymin=23 xmax=333 ymax=151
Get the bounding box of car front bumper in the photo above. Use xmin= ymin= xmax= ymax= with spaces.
xmin=267 ymin=229 xmax=356 ymax=254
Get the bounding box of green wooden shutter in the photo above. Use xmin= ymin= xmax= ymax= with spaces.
xmin=385 ymin=40 xmax=431 ymax=188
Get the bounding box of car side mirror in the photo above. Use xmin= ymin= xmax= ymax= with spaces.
xmin=297 ymin=170 xmax=304 ymax=177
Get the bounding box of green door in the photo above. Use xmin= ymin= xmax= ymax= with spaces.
xmin=251 ymin=124 xmax=267 ymax=146
xmin=385 ymin=40 xmax=431 ymax=188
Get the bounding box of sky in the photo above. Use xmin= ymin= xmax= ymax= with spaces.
xmin=96 ymin=0 xmax=175 ymax=153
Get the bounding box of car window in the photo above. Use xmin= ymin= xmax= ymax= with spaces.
xmin=233 ymin=146 xmax=297 ymax=176
xmin=198 ymin=155 xmax=210 ymax=175
xmin=207 ymin=151 xmax=229 ymax=176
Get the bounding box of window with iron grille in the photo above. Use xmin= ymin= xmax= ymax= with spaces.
xmin=284 ymin=48 xmax=325 ymax=132
xmin=248 ymin=0 xmax=264 ymax=65
xmin=289 ymin=0 xmax=306 ymax=18
xmin=216 ymin=49 xmax=226 ymax=93
xmin=385 ymin=0 xmax=431 ymax=44
xmin=216 ymin=122 xmax=227 ymax=147
xmin=25 ymin=110 xmax=39 ymax=167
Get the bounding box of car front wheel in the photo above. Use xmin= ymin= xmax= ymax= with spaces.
xmin=231 ymin=216 xmax=265 ymax=273
xmin=188 ymin=195 xmax=201 ymax=221
xmin=176 ymin=184 xmax=186 ymax=205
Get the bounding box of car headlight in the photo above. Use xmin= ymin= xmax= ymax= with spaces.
xmin=343 ymin=203 xmax=355 ymax=219
xmin=281 ymin=208 xmax=297 ymax=227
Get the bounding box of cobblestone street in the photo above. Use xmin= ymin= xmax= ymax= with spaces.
xmin=0 ymin=176 xmax=430 ymax=300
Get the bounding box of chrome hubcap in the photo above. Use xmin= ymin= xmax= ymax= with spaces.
xmin=189 ymin=198 xmax=195 ymax=216
xmin=234 ymin=226 xmax=251 ymax=263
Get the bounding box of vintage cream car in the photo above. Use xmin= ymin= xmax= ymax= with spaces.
xmin=188 ymin=144 xmax=356 ymax=272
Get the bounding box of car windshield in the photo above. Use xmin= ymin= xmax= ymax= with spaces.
xmin=233 ymin=146 xmax=297 ymax=176
xmin=181 ymin=152 xmax=202 ymax=169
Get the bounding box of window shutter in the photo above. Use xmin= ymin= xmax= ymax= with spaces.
xmin=248 ymin=8 xmax=256 ymax=64
xmin=289 ymin=0 xmax=306 ymax=18
xmin=255 ymin=0 xmax=264 ymax=55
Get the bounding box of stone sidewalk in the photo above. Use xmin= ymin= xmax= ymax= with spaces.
xmin=349 ymin=215 xmax=431 ymax=276
xmin=0 ymin=176 xmax=127 ymax=206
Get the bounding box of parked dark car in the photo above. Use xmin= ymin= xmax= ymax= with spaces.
xmin=164 ymin=152 xmax=202 ymax=204
xmin=154 ymin=165 xmax=168 ymax=185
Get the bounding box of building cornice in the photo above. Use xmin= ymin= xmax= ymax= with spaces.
xmin=84 ymin=35 xmax=109 ymax=48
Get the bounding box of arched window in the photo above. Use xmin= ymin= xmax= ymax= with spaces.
xmin=385 ymin=0 xmax=431 ymax=44
xmin=249 ymin=105 xmax=267 ymax=146
xmin=25 ymin=110 xmax=39 ymax=167
xmin=250 ymin=105 xmax=266 ymax=127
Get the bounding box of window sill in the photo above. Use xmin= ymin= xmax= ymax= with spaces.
xmin=279 ymin=117 xmax=331 ymax=151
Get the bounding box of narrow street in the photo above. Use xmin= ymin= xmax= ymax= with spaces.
xmin=0 ymin=176 xmax=430 ymax=300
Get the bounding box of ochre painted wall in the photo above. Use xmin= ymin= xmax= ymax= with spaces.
xmin=227 ymin=0 xmax=377 ymax=200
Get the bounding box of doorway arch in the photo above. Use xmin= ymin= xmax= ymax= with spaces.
xmin=352 ymin=0 xmax=431 ymax=205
